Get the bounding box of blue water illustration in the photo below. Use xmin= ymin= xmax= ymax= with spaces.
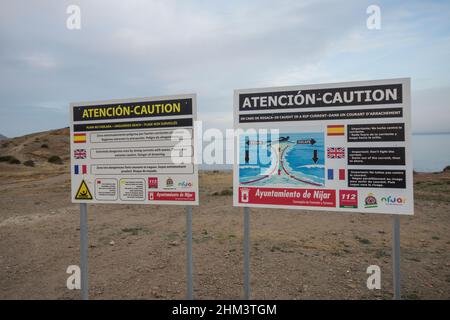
xmin=239 ymin=132 xmax=325 ymax=187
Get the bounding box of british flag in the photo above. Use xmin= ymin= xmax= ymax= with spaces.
xmin=74 ymin=149 xmax=87 ymax=159
xmin=327 ymin=147 xmax=345 ymax=159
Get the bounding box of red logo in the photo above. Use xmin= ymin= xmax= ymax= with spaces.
xmin=148 ymin=191 xmax=195 ymax=201
xmin=339 ymin=190 xmax=358 ymax=208
xmin=148 ymin=177 xmax=158 ymax=189
xmin=240 ymin=188 xmax=249 ymax=203
xmin=238 ymin=187 xmax=336 ymax=207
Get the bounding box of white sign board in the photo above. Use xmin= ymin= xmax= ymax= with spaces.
xmin=233 ymin=78 xmax=413 ymax=215
xmin=70 ymin=94 xmax=199 ymax=205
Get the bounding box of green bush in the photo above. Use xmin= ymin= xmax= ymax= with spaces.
xmin=212 ymin=188 xmax=233 ymax=196
xmin=0 ymin=155 xmax=20 ymax=164
xmin=23 ymin=160 xmax=35 ymax=167
xmin=0 ymin=155 xmax=12 ymax=162
xmin=8 ymin=157 xmax=21 ymax=164
xmin=48 ymin=155 xmax=63 ymax=164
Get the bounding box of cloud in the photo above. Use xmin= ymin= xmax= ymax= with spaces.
xmin=0 ymin=0 xmax=449 ymax=137
xmin=412 ymin=87 xmax=450 ymax=133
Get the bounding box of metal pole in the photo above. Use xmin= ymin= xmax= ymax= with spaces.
xmin=392 ymin=215 xmax=401 ymax=300
xmin=244 ymin=207 xmax=250 ymax=300
xmin=186 ymin=206 xmax=193 ymax=300
xmin=80 ymin=203 xmax=89 ymax=300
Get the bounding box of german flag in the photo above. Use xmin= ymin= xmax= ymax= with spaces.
xmin=327 ymin=125 xmax=344 ymax=136
xmin=73 ymin=133 xmax=86 ymax=143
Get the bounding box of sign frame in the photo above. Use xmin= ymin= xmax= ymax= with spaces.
xmin=233 ymin=78 xmax=413 ymax=215
xmin=70 ymin=93 xmax=199 ymax=206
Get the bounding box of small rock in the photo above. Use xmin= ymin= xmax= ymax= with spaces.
xmin=109 ymin=240 xmax=115 ymax=246
xmin=151 ymin=290 xmax=161 ymax=298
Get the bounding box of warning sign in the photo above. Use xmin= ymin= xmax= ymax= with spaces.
xmin=70 ymin=94 xmax=199 ymax=205
xmin=75 ymin=180 xmax=93 ymax=200
xmin=233 ymin=78 xmax=413 ymax=215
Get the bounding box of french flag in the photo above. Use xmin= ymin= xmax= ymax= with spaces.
xmin=327 ymin=169 xmax=345 ymax=180
xmin=74 ymin=165 xmax=87 ymax=175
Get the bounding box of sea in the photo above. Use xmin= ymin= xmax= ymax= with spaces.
xmin=412 ymin=133 xmax=450 ymax=172
xmin=199 ymin=133 xmax=450 ymax=173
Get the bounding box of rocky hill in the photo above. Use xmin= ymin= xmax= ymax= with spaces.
xmin=0 ymin=127 xmax=69 ymax=179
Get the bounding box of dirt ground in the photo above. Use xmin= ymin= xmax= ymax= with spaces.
xmin=0 ymin=130 xmax=449 ymax=300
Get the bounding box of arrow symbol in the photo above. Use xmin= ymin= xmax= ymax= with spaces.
xmin=245 ymin=136 xmax=250 ymax=164
xmin=297 ymin=138 xmax=317 ymax=145
xmin=312 ymin=149 xmax=318 ymax=163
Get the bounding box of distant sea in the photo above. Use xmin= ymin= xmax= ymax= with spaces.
xmin=199 ymin=133 xmax=450 ymax=173
xmin=412 ymin=133 xmax=450 ymax=172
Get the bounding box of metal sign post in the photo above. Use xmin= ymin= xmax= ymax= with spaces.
xmin=243 ymin=207 xmax=250 ymax=300
xmin=80 ymin=203 xmax=89 ymax=300
xmin=70 ymin=95 xmax=199 ymax=301
xmin=186 ymin=206 xmax=194 ymax=300
xmin=392 ymin=215 xmax=401 ymax=300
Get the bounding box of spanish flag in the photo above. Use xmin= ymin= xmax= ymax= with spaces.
xmin=327 ymin=125 xmax=344 ymax=136
xmin=73 ymin=133 xmax=86 ymax=143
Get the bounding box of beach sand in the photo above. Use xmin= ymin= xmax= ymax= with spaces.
xmin=0 ymin=128 xmax=449 ymax=299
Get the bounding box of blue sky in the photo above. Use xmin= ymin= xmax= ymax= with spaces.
xmin=0 ymin=0 xmax=449 ymax=137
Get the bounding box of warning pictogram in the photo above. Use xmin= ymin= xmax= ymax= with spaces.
xmin=75 ymin=180 xmax=93 ymax=200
